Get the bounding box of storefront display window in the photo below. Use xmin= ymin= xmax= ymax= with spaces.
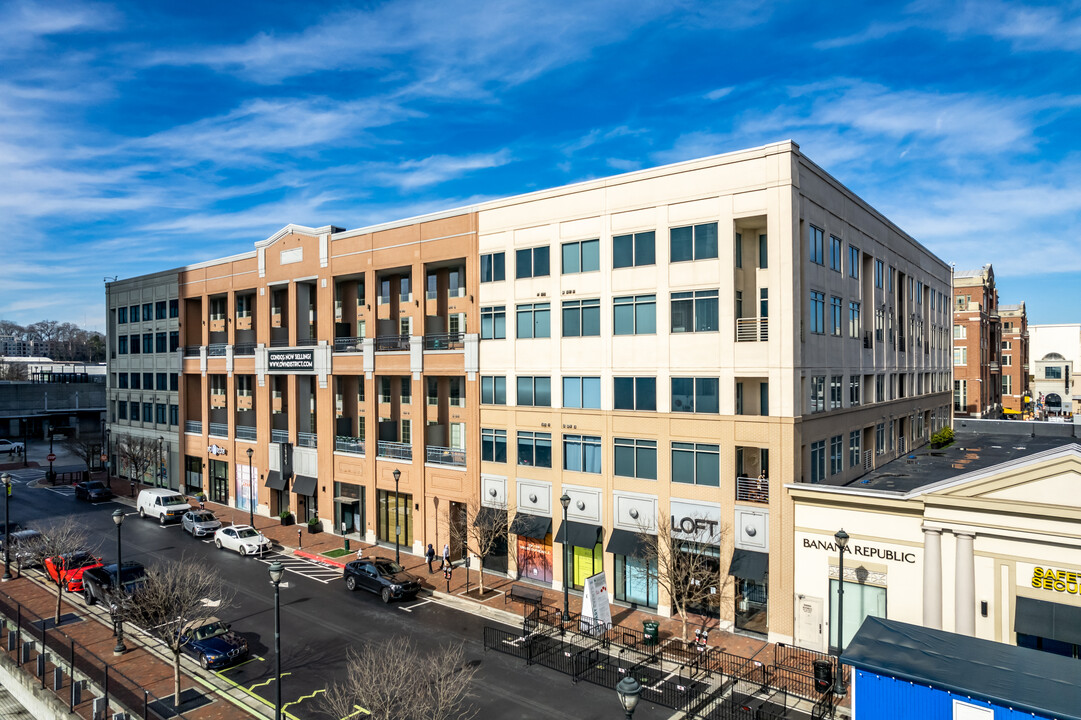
xmin=678 ymin=541 xmax=721 ymax=618
xmin=829 ymin=579 xmax=886 ymax=651
xmin=184 ymin=455 xmax=203 ymax=495
xmin=517 ymin=535 xmax=553 ymax=584
xmin=615 ymin=554 xmax=657 ymax=608
xmin=376 ymin=489 xmax=412 ymax=547
xmin=573 ymin=542 xmax=603 ymax=589
xmin=334 ymin=482 xmax=364 ymax=536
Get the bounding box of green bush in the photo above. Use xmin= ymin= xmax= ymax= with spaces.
xmin=930 ymin=426 xmax=955 ymax=448
xmin=279 ymin=510 xmax=293 ymax=521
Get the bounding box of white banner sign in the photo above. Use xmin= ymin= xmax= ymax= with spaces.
xmin=581 ymin=571 xmax=612 ymax=635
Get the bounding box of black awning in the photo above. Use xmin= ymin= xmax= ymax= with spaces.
xmin=606 ymin=528 xmax=651 ymax=558
xmin=729 ymin=549 xmax=769 ymax=582
xmin=555 ymin=521 xmax=602 ymax=549
xmin=509 ymin=512 xmax=551 ymax=541
xmin=1015 ymin=596 xmax=1081 ymax=646
xmin=265 ymin=470 xmax=287 ymax=491
xmin=474 ymin=506 xmax=507 ymax=528
xmin=291 ymin=475 xmax=317 ymax=496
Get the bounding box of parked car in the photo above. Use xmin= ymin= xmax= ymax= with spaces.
xmin=213 ymin=525 xmax=271 ymax=556
xmin=182 ymin=510 xmax=222 ymax=538
xmin=180 ymin=617 xmax=249 ymax=669
xmin=75 ymin=480 xmax=113 ymax=502
xmin=0 ymin=528 xmax=43 ymax=567
xmin=81 ymin=562 xmax=146 ymax=606
xmin=342 ymin=558 xmax=422 ymax=603
xmin=44 ymin=551 xmax=104 ymax=592
xmin=0 ymin=439 xmax=24 ymax=455
xmin=136 ymin=488 xmax=190 ymax=525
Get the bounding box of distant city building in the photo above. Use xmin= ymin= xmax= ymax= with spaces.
xmin=1029 ymin=324 xmax=1081 ymax=417
xmin=0 ymin=333 xmax=35 ymax=357
xmin=998 ymin=302 xmax=1030 ymax=415
xmin=952 ymin=264 xmax=1009 ymax=418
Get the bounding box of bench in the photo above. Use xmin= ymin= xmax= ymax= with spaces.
xmin=506 ymin=584 xmax=544 ymax=608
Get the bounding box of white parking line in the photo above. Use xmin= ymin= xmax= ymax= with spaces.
xmin=398 ymin=597 xmax=437 ymax=613
xmin=249 ymin=552 xmax=342 ymax=584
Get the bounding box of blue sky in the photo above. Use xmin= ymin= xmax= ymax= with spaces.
xmin=3 ymin=0 xmax=1080 ymax=331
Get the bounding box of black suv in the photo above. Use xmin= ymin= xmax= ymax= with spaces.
xmin=75 ymin=481 xmax=114 ymax=502
xmin=343 ymin=558 xmax=422 ymax=603
xmin=81 ymin=562 xmax=146 ymax=606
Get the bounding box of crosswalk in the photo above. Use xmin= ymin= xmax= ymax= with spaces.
xmin=194 ymin=539 xmax=343 ymax=584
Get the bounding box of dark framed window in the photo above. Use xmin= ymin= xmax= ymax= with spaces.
xmin=517 ymin=431 xmax=552 ymax=468
xmin=169 ymin=405 xmax=179 ymax=426
xmin=143 ymin=402 xmax=153 ymax=421
xmin=563 ymin=435 xmax=601 ymax=473
xmin=562 ymin=299 xmax=600 ymax=337
xmin=563 ymin=377 xmax=601 ymax=409
xmin=118 ymin=402 xmax=127 ymax=420
xmin=209 ymin=459 xmax=229 ymax=504
xmin=830 ymin=435 xmax=843 ymax=475
xmin=129 ymin=335 xmax=140 ymax=354
xmin=829 ymin=235 xmax=842 ymax=272
xmin=118 ymin=336 xmax=128 ymax=354
xmin=562 ymin=239 xmax=600 ymax=274
xmin=130 ymin=402 xmax=140 ymax=421
xmin=614 ymin=438 xmax=657 ymax=480
xmin=516 ymin=377 xmax=551 ymax=407
xmin=129 ymin=305 xmax=139 ymax=322
xmin=848 ymin=246 xmax=860 ymax=278
xmin=810 ymin=292 xmax=825 ymax=334
xmin=169 ymin=331 xmax=179 ymax=352
xmin=516 ymin=303 xmax=550 ymax=339
xmin=156 ymin=332 xmax=167 ymax=353
xmin=516 ymin=246 xmax=550 ymax=279
xmin=143 ymin=372 xmax=153 ymax=388
xmin=671 ymin=442 xmax=719 ymax=486
xmin=156 ymin=404 xmax=167 ymax=424
xmin=830 ymin=297 xmax=842 ymax=336
xmin=130 ymin=373 xmax=141 ymax=390
xmin=156 ymin=301 xmax=167 ymax=319
xmin=809 ymin=226 xmax=824 ymax=265
xmin=170 ymin=373 xmax=179 ymax=391
xmin=613 ymin=295 xmax=656 ymax=335
xmin=118 ymin=307 xmax=127 ymax=324
xmin=671 ymin=377 xmax=719 ymax=413
xmin=118 ymin=373 xmax=129 ymax=389
xmin=481 ymin=428 xmax=507 ymax=463
xmin=142 ymin=303 xmax=153 ymax=321
xmin=480 ymin=252 xmax=506 ymax=283
xmin=156 ymin=373 xmax=167 ymax=390
xmin=670 ymin=222 xmax=718 ymax=262
xmin=810 ymin=440 xmax=826 ymax=483
xmin=142 ymin=334 xmax=153 ymax=354
xmin=613 ymin=231 xmax=655 ymax=268
xmin=481 ymin=376 xmax=506 ymax=405
xmin=169 ymin=299 xmax=179 ymax=318
xmin=614 ymin=377 xmax=656 ymax=411
xmin=481 ymin=306 xmax=506 ymax=339
xmin=671 ymin=290 xmax=718 ymax=333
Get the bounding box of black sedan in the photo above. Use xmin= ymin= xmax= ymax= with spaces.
xmin=343 ymin=558 xmax=422 ymax=603
xmin=180 ymin=617 xmax=249 ymax=669
xmin=81 ymin=562 xmax=146 ymax=606
xmin=75 ymin=480 xmax=114 ymax=502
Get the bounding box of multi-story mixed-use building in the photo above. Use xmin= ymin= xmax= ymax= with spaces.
xmin=998 ymin=303 xmax=1030 ymax=415
xmin=105 ymin=141 xmax=952 ymax=646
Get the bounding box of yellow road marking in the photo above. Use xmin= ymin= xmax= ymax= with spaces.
xmin=341 ymin=703 xmax=372 ymax=719
xmin=282 ymin=687 xmax=325 ymax=712
xmin=217 ymin=655 xmax=264 ymax=672
xmin=248 ymin=672 xmax=291 ymax=691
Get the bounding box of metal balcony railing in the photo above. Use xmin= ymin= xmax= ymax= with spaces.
xmin=295 ymin=337 xmax=318 ymax=347
xmin=736 ymin=476 xmax=769 ymax=504
xmin=377 ymin=441 xmax=412 ymax=461
xmin=234 ymin=343 xmax=256 ymax=356
xmin=736 ymin=317 xmax=768 ymax=342
xmin=271 ymin=429 xmax=289 ymax=444
xmin=184 ymin=420 xmax=202 ymax=435
xmin=207 ymin=343 xmax=227 ymax=357
xmin=423 ymin=333 xmax=465 ymax=350
xmin=235 ymin=426 xmax=257 ymax=441
xmin=335 ymin=436 xmax=365 ymax=455
xmin=375 ymin=335 xmax=410 ymax=352
xmin=269 ymin=339 xmax=292 ymax=348
xmin=426 ymin=446 xmax=466 ymax=467
xmin=208 ymin=422 xmax=229 ymax=438
xmin=183 ymin=346 xmax=201 ymax=358
xmin=297 ymin=432 xmax=318 ymax=448
xmin=334 ymin=336 xmax=364 ymax=353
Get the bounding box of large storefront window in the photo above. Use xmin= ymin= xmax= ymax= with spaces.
xmin=557 ymin=521 xmax=604 ymax=590
xmin=829 ymin=579 xmax=886 ymax=651
xmin=678 ymin=541 xmax=721 ymax=618
xmin=184 ymin=456 xmax=203 ymax=495
xmin=614 ymin=554 xmax=657 ymax=608
xmin=209 ymin=459 xmax=229 ymax=504
xmin=376 ymin=489 xmax=413 ymax=547
xmin=731 ymin=549 xmax=769 ymax=635
xmin=573 ymin=542 xmax=603 ymax=589
xmin=334 ymin=482 xmax=365 ymax=536
xmin=517 ymin=535 xmax=553 ymax=584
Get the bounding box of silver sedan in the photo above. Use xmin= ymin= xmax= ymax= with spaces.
xmin=182 ymin=510 xmax=222 ymax=538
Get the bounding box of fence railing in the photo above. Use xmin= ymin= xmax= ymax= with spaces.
xmin=334 ymin=436 xmax=365 ymax=455
xmin=206 ymin=343 xmax=227 ymax=357
xmin=735 ymin=317 xmax=768 ymax=342
xmin=271 ymin=429 xmax=289 ymax=444
xmin=425 ymin=446 xmax=466 ymax=467
xmin=235 ymin=425 xmax=257 ymax=441
xmin=735 ymin=476 xmax=769 ymax=503
xmin=184 ymin=420 xmax=201 ymax=435
xmin=423 ymin=333 xmax=465 ymax=350
xmin=374 ymin=334 xmax=410 ymax=352
xmin=233 ymin=342 xmax=256 ymax=356
xmin=377 ymin=441 xmax=412 ymax=461
xmin=182 ymin=345 xmax=200 ymax=358
xmin=297 ymin=432 xmax=318 ymax=449
xmin=208 ymin=422 xmax=228 ymax=438
xmin=333 ymin=336 xmax=364 ymax=353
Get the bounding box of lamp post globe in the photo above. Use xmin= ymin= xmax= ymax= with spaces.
xmin=615 ymin=675 xmax=641 ymax=719
xmin=559 ymin=492 xmax=571 ymax=622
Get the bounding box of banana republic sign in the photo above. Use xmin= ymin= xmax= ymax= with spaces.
xmin=268 ymin=349 xmax=315 ymax=372
xmin=803 ymin=537 xmax=916 ymax=564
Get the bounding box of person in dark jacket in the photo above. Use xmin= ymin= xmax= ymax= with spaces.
xmin=425 ymin=544 xmax=436 ymax=573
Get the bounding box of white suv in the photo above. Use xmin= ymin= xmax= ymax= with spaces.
xmin=137 ymin=488 xmax=191 ymax=525
xmin=0 ymin=440 xmax=24 ymax=455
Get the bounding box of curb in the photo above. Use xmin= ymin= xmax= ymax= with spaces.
xmin=293 ymin=550 xmax=346 ymax=568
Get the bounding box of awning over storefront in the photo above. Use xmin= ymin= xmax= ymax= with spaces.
xmin=333 ymin=496 xmax=360 ymax=504
xmin=606 ymin=528 xmax=651 ymax=558
xmin=265 ymin=470 xmax=287 ymax=491
xmin=291 ymin=475 xmax=317 ymax=496
xmin=509 ymin=512 xmax=551 ymax=540
xmin=1015 ymin=596 xmax=1081 ymax=646
xmin=729 ymin=549 xmax=769 ymax=582
xmin=555 ymin=520 xmax=602 ymax=548
xmin=474 ymin=505 xmax=506 ymax=527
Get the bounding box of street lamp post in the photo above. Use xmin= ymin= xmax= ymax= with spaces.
xmin=834 ymin=528 xmax=849 ymax=696
xmin=247 ymin=448 xmax=255 ymax=528
xmin=113 ymin=509 xmax=126 ymax=654
xmin=393 ymin=468 xmax=401 ymax=565
xmin=158 ymin=436 xmax=164 ymax=488
xmin=560 ymin=492 xmax=571 ymax=623
xmin=47 ymin=430 xmax=54 ymax=483
xmin=268 ymin=562 xmax=285 ymax=720
xmin=104 ymin=427 xmax=111 ymax=486
xmin=1 ymin=473 xmax=11 ymax=581
xmin=615 ymin=676 xmax=641 ymax=720
xmin=21 ymin=419 xmax=27 ymax=468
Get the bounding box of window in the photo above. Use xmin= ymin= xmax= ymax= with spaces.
xmin=874 ymin=259 xmax=884 ymax=288
xmin=615 ymin=438 xmax=657 ymax=480
xmin=517 ymin=431 xmax=552 ymax=468
xmin=810 ymin=226 xmax=825 ymax=265
xmin=562 ymin=299 xmax=600 ymax=337
xmin=129 ymin=334 xmax=140 ymax=354
xmin=517 ymin=377 xmax=551 ymax=407
xmin=156 ymin=403 xmax=167 ymax=424
xmin=614 ymin=377 xmax=656 ymax=411
xmin=169 ymin=331 xmax=179 ymax=352
xmin=830 ymin=296 xmax=843 ymax=336
xmin=562 ymin=239 xmax=600 ymax=274
xmin=875 ymin=308 xmax=885 ymax=342
xmin=953 ymin=325 xmax=966 ymax=339
xmin=735 ymin=232 xmax=742 ymax=268
xmin=170 ymin=373 xmax=179 ymax=391
xmin=613 ymin=295 xmax=656 ymax=335
xmin=848 ymin=301 xmax=861 ymax=338
xmin=670 ymin=222 xmax=718 ymax=262
xmin=142 ymin=333 xmax=153 ymax=354
xmin=118 ymin=402 xmax=127 ymax=420
xmin=564 ymin=435 xmax=601 ymax=473
xmin=155 ymin=301 xmax=167 ymax=320
xmin=481 ymin=376 xmax=506 ymax=405
xmin=671 ymin=442 xmax=719 ymax=486
xmin=829 ymin=235 xmax=843 ymax=272
xmin=563 ymin=377 xmax=601 ymax=409
xmin=875 ymin=374 xmax=885 ymax=403
xmin=156 ymin=373 xmax=167 ymax=391
xmin=1002 ymin=340 xmax=1012 ymax=350
xmin=613 ymin=231 xmax=655 ymax=268
xmin=810 ymin=291 xmax=825 ymax=334
xmin=810 ymin=376 xmax=825 ymax=413
xmin=1002 ymin=375 xmax=1013 ymax=395
xmin=143 ymin=372 xmax=153 ymax=389
xmin=849 ymin=376 xmax=861 ymax=406
xmin=130 ymin=402 xmax=140 ymax=421
xmin=117 ymin=307 xmax=127 ymax=323
xmin=848 ymin=246 xmax=860 ymax=279
xmin=1002 ymin=355 xmax=1012 ymax=366
xmin=169 ymin=299 xmax=178 ymax=318
xmin=129 ymin=305 xmax=139 ymax=323
xmin=758 ymin=234 xmax=768 ymax=268
xmin=130 ymin=373 xmax=141 ymax=389
xmin=888 ymin=266 xmax=895 ymax=292
xmin=875 ymin=423 xmax=885 ymax=454
xmin=155 ymin=332 xmax=166 ymax=353
xmin=142 ymin=303 xmax=152 ymax=321
xmin=481 ymin=429 xmax=507 ymax=463
xmin=169 ymin=405 xmax=179 ymax=426
xmin=515 ymin=246 xmax=550 ymax=279
xmin=1045 ymin=366 xmax=1062 ymax=379
xmin=954 ymin=347 xmax=967 ymax=366
xmin=829 ymin=375 xmax=842 ymax=410
xmin=118 ymin=336 xmax=128 ymax=354
xmin=481 ymin=306 xmax=506 ymax=339
xmin=671 ymin=377 xmax=719 ymax=413
xmin=830 ymin=436 xmax=843 ymax=475
xmin=671 ymin=290 xmax=718 ymax=333
xmin=916 ymin=281 xmax=923 ymax=303
xmin=954 ymin=380 xmax=967 ymax=411
xmin=480 ymin=252 xmax=505 ymax=283
xmin=810 ymin=440 xmax=826 ymax=483
xmin=849 ymin=430 xmax=861 ymax=468
xmin=516 ymin=303 xmax=550 ymax=339
xmin=118 ymin=373 xmax=129 ymax=389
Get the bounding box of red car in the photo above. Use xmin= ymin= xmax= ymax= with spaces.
xmin=44 ymin=552 xmax=104 ymax=593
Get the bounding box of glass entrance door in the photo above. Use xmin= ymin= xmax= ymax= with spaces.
xmin=209 ymin=460 xmax=229 ymax=504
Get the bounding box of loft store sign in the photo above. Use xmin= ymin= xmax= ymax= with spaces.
xmin=268 ymin=349 xmax=315 ymax=372
xmin=803 ymin=537 xmax=916 ymax=564
xmin=669 ymin=499 xmax=721 ymax=542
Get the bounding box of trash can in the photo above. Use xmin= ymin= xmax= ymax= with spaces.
xmin=642 ymin=620 xmax=659 ymax=646
xmin=812 ymin=659 xmax=834 ymax=693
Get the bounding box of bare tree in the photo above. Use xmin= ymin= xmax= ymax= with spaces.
xmin=22 ymin=521 xmax=99 ymax=625
xmin=0 ymin=361 xmax=28 ymax=381
xmin=64 ymin=434 xmax=102 ymax=473
xmin=635 ymin=514 xmax=730 ymax=644
xmin=124 ymin=558 xmax=234 ymax=707
xmin=320 ymin=638 xmax=478 ymax=720
xmin=117 ymin=435 xmax=158 ymax=487
xmin=447 ymin=495 xmax=512 ymax=597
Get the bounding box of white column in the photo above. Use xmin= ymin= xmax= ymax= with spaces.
xmin=954 ymin=532 xmax=975 ymax=636
xmin=922 ymin=527 xmax=942 ymax=629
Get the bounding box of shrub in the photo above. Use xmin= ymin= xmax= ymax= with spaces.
xmin=930 ymin=426 xmax=955 ymax=448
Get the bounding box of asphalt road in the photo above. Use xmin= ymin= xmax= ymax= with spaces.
xmin=2 ymin=472 xmax=672 ymax=720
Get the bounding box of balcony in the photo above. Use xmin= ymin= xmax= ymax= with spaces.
xmin=297 ymin=432 xmax=317 ymax=448
xmin=377 ymin=441 xmax=412 ymax=461
xmin=236 ymin=426 xmax=257 ymax=441
xmin=295 ymin=338 xmax=319 ymax=347
xmin=184 ymin=420 xmax=202 ymax=435
xmin=206 ymin=343 xmax=227 ymax=357
xmin=736 ymin=317 xmax=768 ymax=342
xmin=375 ymin=335 xmax=410 ymax=352
xmin=334 ymin=336 xmax=364 ymax=353
xmin=426 ymin=446 xmax=466 ymax=467
xmin=335 ymin=436 xmax=365 ymax=455
xmin=271 ymin=429 xmax=289 ymax=444
xmin=183 ymin=346 xmax=201 ymax=358
xmin=208 ymin=422 xmax=229 ymax=438
xmin=270 ymin=339 xmax=292 ymax=348
xmin=234 ymin=342 xmax=256 ymax=356
xmin=735 ymin=476 xmax=769 ymax=504
xmin=989 ymin=362 xmax=1001 ymax=373
xmin=423 ymin=333 xmax=464 ymax=351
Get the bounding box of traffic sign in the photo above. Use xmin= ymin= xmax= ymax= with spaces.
xmin=46 ymin=453 xmax=56 ymax=463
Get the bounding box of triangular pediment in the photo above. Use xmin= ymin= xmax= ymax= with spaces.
xmin=922 ymin=446 xmax=1081 ymax=509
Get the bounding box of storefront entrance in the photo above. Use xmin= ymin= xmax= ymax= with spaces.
xmin=209 ymin=459 xmax=229 ymax=504
xmin=376 ymin=489 xmax=413 ymax=547
xmin=512 ymin=512 xmax=553 ymax=584
xmin=829 ymin=578 xmax=886 ymax=651
xmin=334 ymin=482 xmax=364 ymax=537
xmin=730 ymin=549 xmax=769 ymax=635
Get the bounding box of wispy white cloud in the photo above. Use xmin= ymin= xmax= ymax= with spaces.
xmin=367 ymin=151 xmax=513 ymax=190
xmin=0 ymin=0 xmax=117 ymax=53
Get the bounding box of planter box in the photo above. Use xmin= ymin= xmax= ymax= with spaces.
xmin=280 ymin=515 xmax=295 ymax=526
xmin=307 ymin=522 xmax=322 ymax=534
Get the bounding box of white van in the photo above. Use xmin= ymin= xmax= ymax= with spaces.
xmin=137 ymin=488 xmax=191 ymax=525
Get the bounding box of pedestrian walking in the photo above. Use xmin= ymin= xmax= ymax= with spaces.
xmin=355 ymin=546 xmax=363 ymax=562
xmin=441 ymin=543 xmax=451 ymax=570
xmin=425 ymin=543 xmax=436 ymax=573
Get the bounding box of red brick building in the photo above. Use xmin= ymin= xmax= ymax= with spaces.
xmin=952 ymin=265 xmax=1002 ymax=417
xmin=998 ymin=303 xmax=1030 ymax=414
